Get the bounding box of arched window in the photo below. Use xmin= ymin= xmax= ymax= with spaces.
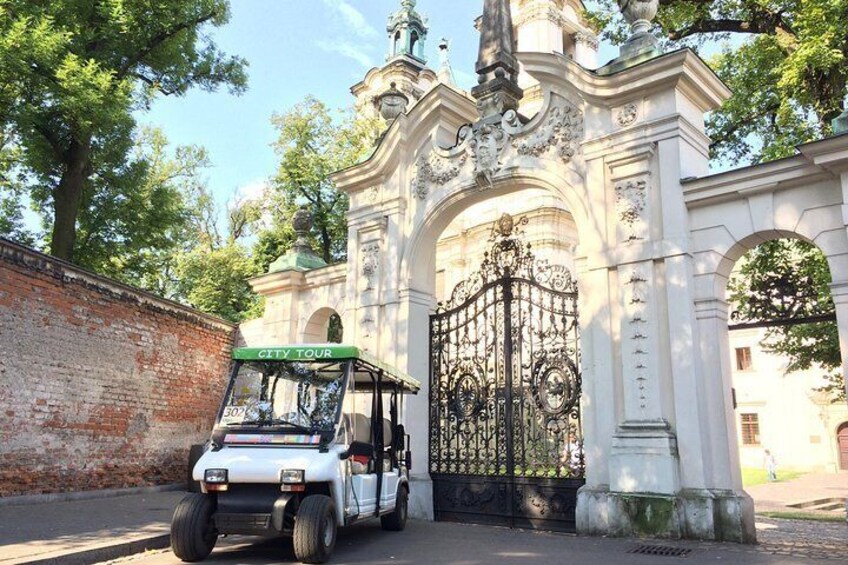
xmin=410 ymin=31 xmax=419 ymax=56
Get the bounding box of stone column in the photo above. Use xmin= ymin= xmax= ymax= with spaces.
xmin=830 ymin=282 xmax=848 ymax=403
xmin=396 ymin=286 xmax=436 ymax=519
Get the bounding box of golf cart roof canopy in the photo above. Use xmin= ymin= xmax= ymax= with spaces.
xmin=232 ymin=345 xmax=420 ymax=393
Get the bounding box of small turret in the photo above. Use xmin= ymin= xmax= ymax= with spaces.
xmin=387 ymin=0 xmax=428 ymax=65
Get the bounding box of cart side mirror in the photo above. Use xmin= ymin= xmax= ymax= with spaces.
xmin=340 ymin=440 xmax=374 ymax=461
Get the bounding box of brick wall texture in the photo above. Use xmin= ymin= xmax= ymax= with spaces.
xmin=0 ymin=239 xmax=235 ymax=497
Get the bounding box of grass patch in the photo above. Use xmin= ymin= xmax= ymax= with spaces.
xmin=757 ymin=511 xmax=846 ymax=523
xmin=741 ymin=468 xmax=806 ymax=487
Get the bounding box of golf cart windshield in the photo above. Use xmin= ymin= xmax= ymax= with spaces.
xmin=219 ymin=360 xmax=347 ymax=433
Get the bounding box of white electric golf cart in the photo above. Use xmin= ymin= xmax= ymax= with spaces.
xmin=171 ymin=345 xmax=419 ymax=564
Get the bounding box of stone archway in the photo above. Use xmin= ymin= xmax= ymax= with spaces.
xmin=302 ymin=307 xmax=344 ymax=344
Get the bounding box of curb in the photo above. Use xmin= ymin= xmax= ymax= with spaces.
xmin=20 ymin=534 xmax=170 ymax=565
xmin=0 ymin=485 xmax=184 ymax=508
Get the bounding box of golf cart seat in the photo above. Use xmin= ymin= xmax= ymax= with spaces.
xmin=341 ymin=414 xmax=395 ymax=474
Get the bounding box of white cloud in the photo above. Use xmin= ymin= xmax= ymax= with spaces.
xmin=316 ymin=40 xmax=374 ymax=68
xmin=322 ymin=0 xmax=378 ymax=39
xmin=233 ymin=179 xmax=268 ymax=203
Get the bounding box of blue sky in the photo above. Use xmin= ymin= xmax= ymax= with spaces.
xmin=137 ymin=0 xmax=618 ymax=209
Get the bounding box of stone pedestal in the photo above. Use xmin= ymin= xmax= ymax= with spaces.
xmin=577 ymin=486 xmax=755 ymax=543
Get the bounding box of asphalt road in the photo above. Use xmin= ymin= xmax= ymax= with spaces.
xmin=101 ymin=518 xmax=848 ymax=565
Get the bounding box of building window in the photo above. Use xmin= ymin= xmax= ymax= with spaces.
xmin=735 ymin=347 xmax=752 ymax=371
xmin=740 ymin=413 xmax=760 ymax=445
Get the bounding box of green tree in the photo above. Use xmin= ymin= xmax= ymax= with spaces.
xmin=727 ymin=239 xmax=845 ymax=402
xmin=588 ymin=0 xmax=847 ymax=164
xmin=170 ymin=188 xmax=264 ymax=323
xmin=69 ymin=127 xmax=211 ymax=290
xmin=0 ymin=0 xmax=247 ymax=261
xmin=259 ymin=96 xmax=381 ymax=270
xmin=175 ymin=242 xmax=261 ymax=324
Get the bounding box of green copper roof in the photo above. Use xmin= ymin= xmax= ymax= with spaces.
xmin=232 ymin=345 xmax=421 ymax=392
xmin=267 ymin=249 xmax=327 ymax=273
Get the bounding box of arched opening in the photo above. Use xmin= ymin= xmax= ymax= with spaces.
xmin=837 ymin=422 xmax=848 ymax=470
xmin=409 ymin=30 xmax=419 ymax=57
xmin=408 ymin=182 xmax=587 ymax=531
xmin=723 ymin=236 xmax=847 ymax=495
xmin=303 ymin=307 xmax=344 ymax=344
xmin=393 ymin=30 xmax=401 ymax=56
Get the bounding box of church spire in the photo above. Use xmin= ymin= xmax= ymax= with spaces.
xmin=471 ymin=0 xmax=523 ymax=119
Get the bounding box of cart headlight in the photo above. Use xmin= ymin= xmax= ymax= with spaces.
xmin=280 ymin=469 xmax=305 ymax=484
xmin=204 ymin=469 xmax=228 ymax=484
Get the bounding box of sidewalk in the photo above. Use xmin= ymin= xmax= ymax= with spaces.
xmin=746 ymin=471 xmax=848 ymax=515
xmin=0 ymin=490 xmax=184 ymax=565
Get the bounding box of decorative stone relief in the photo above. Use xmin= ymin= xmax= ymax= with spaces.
xmin=615 ymin=178 xmax=648 ymax=243
xmin=621 ymin=265 xmax=651 ymax=411
xmin=615 ymin=103 xmax=638 ymax=127
xmin=574 ymin=32 xmax=600 ymax=51
xmin=468 ymin=123 xmax=510 ymax=190
xmin=412 ymin=151 xmax=467 ymax=200
xmin=514 ymin=104 xmax=583 ymax=163
xmin=363 ymin=186 xmax=380 ymax=205
xmin=360 ymin=313 xmax=376 ymax=339
xmin=361 ymin=243 xmax=380 ymax=291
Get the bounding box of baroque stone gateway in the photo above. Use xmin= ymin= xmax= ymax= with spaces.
xmin=240 ymin=0 xmax=848 ymax=544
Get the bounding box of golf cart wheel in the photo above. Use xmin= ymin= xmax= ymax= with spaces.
xmin=381 ymin=485 xmax=408 ymax=531
xmin=171 ymin=493 xmax=218 ymax=562
xmin=293 ymin=495 xmax=337 ymax=564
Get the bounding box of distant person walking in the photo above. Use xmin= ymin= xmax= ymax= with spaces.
xmin=764 ymin=449 xmax=777 ymax=482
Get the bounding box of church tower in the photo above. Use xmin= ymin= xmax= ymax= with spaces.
xmin=351 ymin=0 xmax=440 ymax=121
xmin=511 ymin=0 xmax=599 ymax=114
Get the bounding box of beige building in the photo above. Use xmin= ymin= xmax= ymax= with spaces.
xmin=730 ymin=328 xmax=848 ymax=473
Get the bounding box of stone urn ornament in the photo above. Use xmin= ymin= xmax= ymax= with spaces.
xmin=617 ymin=0 xmax=660 ymax=60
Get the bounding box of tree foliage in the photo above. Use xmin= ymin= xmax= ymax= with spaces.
xmin=0 ymin=0 xmax=247 ymax=260
xmin=259 ymin=96 xmax=381 ymax=269
xmin=588 ymin=0 xmax=848 ymax=165
xmin=727 ymin=239 xmax=845 ymax=402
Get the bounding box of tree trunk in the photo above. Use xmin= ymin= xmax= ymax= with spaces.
xmin=50 ymin=139 xmax=91 ymax=261
xmin=320 ymin=226 xmax=332 ymax=264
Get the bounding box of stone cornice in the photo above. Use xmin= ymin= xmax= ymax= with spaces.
xmin=519 ymin=49 xmax=731 ymax=112
xmin=682 ymin=134 xmax=848 ymax=208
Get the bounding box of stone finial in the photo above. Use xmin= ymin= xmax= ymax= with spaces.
xmin=268 ymin=206 xmax=327 ymax=273
xmin=437 ymin=38 xmax=457 ymax=86
xmin=471 ymin=0 xmax=523 ymax=119
xmin=619 ymin=0 xmax=659 ymax=35
xmin=291 ymin=206 xmax=313 ymax=252
xmin=598 ymin=0 xmax=661 ymax=74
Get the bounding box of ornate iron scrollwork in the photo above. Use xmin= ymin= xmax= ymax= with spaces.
xmin=430 ymin=214 xmax=584 ymax=532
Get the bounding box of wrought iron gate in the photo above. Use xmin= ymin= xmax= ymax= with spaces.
xmin=429 ymin=213 xmax=585 ymax=533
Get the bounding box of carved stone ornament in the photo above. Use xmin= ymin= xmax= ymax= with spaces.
xmin=615 ymin=179 xmax=648 ymax=242
xmin=468 ymin=123 xmax=510 ymax=190
xmin=618 ymin=0 xmax=658 ymax=34
xmin=514 ymin=104 xmax=583 ymax=163
xmin=412 ymin=151 xmax=468 ymax=200
xmin=364 ymin=186 xmax=380 ymax=205
xmin=616 ymin=103 xmax=638 ymax=127
xmin=574 ymin=31 xmax=600 ymax=51
xmin=361 ymin=243 xmax=380 ymax=291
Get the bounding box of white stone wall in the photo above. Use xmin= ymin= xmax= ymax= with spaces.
xmin=730 ymin=328 xmax=848 ymax=472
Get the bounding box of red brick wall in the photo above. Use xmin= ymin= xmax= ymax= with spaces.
xmin=0 ymin=239 xmax=235 ymax=497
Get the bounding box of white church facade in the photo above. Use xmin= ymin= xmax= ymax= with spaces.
xmin=239 ymin=0 xmax=848 ymax=543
